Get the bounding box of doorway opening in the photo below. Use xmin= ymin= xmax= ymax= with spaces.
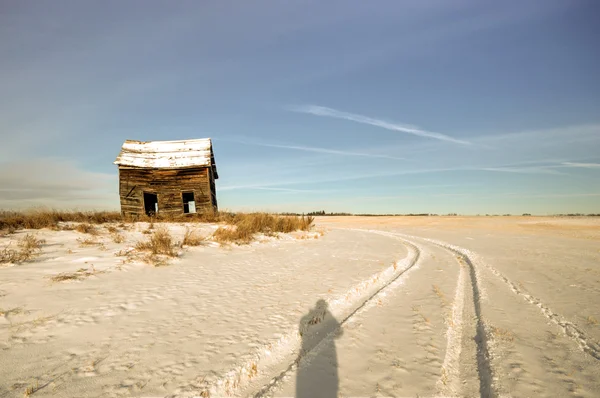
xmin=182 ymin=192 xmax=196 ymax=214
xmin=143 ymin=192 xmax=158 ymax=216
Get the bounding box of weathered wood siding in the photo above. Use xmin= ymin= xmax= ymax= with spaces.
xmin=118 ymin=166 xmax=217 ymax=216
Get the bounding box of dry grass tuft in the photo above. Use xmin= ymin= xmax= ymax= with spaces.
xmin=50 ymin=266 xmax=105 ymax=282
xmin=111 ymin=233 xmax=125 ymax=244
xmin=213 ymin=226 xmax=250 ymax=244
xmin=75 ymin=223 xmax=97 ymax=235
xmin=0 ymin=225 xmax=17 ymax=236
xmin=0 ymin=209 xmax=122 ymax=232
xmin=432 ymin=285 xmax=449 ymax=307
xmin=135 ymin=227 xmax=177 ymax=257
xmin=23 ymin=381 xmax=40 ymax=397
xmin=77 ymin=237 xmax=101 ymax=247
xmin=0 ymin=234 xmax=46 ymax=264
xmin=212 ymin=213 xmax=314 ymax=244
xmin=182 ymin=228 xmax=206 ymax=246
xmin=141 ymin=253 xmax=170 ymax=267
xmin=0 ymin=307 xmax=24 ymax=317
xmin=20 ymin=233 xmax=46 ymax=252
xmin=248 ymin=362 xmax=258 ymax=379
xmin=2 ymin=210 xmax=315 ymax=246
xmin=106 ymin=225 xmax=118 ymax=233
xmin=491 ymin=326 xmax=515 ymax=342
xmin=411 ymin=305 xmax=430 ymax=324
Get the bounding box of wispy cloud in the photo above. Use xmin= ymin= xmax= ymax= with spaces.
xmin=480 ymin=167 xmax=565 ymax=175
xmin=226 ymin=186 xmax=333 ymax=193
xmin=218 ymin=164 xmax=563 ymax=192
xmin=289 ymin=105 xmax=471 ymax=145
xmin=219 ymin=137 xmax=408 ymax=161
xmin=475 ymin=124 xmax=600 ymax=146
xmin=561 ymin=162 xmax=600 ymax=169
xmin=254 ymin=142 xmax=406 ymax=161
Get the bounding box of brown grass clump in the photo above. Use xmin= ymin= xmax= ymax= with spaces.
xmin=0 ymin=234 xmax=46 ymax=264
xmin=23 ymin=381 xmax=40 ymax=397
xmin=106 ymin=225 xmax=118 ymax=233
xmin=141 ymin=253 xmax=170 ymax=267
xmin=0 ymin=209 xmax=122 ymax=232
xmin=0 ymin=307 xmax=24 ymax=317
xmin=212 ymin=226 xmax=251 ymax=244
xmin=212 ymin=213 xmax=314 ymax=244
xmin=77 ymin=237 xmax=101 ymax=247
xmin=182 ymin=228 xmax=206 ymax=246
xmin=111 ymin=233 xmax=125 ymax=244
xmin=75 ymin=223 xmax=97 ymax=235
xmin=20 ymin=233 xmax=46 ymax=252
xmin=491 ymin=326 xmax=515 ymax=342
xmin=1 ymin=209 xmax=314 ymax=246
xmin=432 ymin=285 xmax=449 ymax=307
xmin=50 ymin=266 xmax=105 ymax=282
xmin=135 ymin=227 xmax=177 ymax=257
xmin=0 ymin=225 xmax=16 ymax=236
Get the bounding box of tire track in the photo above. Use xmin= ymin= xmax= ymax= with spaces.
xmin=249 ymin=232 xmax=423 ymax=398
xmin=172 ymin=231 xmax=421 ymax=398
xmin=369 ymin=231 xmax=497 ymax=398
xmin=416 ymin=236 xmax=600 ymax=362
xmin=436 ymin=249 xmax=466 ymax=397
xmin=475 ymin=252 xmax=600 ymax=361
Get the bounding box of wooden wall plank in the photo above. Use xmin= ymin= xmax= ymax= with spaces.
xmin=118 ymin=166 xmax=216 ymax=216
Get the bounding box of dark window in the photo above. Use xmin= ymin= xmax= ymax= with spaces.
xmin=182 ymin=192 xmax=196 ymax=214
xmin=143 ymin=193 xmax=158 ymax=216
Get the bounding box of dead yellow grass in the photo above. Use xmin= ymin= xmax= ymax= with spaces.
xmin=23 ymin=381 xmax=40 ymax=397
xmin=111 ymin=232 xmax=125 ymax=244
xmin=432 ymin=285 xmax=449 ymax=307
xmin=491 ymin=326 xmax=516 ymax=342
xmin=0 ymin=209 xmax=121 ymax=231
xmin=0 ymin=307 xmax=24 ymax=317
xmin=106 ymin=225 xmax=118 ymax=233
xmin=75 ymin=223 xmax=97 ymax=234
xmin=182 ymin=228 xmax=206 ymax=246
xmin=135 ymin=227 xmax=178 ymax=257
xmin=76 ymin=237 xmax=101 ymax=247
xmin=0 ymin=234 xmax=46 ymax=264
xmin=2 ymin=210 xmax=316 ymax=246
xmin=212 ymin=213 xmax=314 ymax=244
xmin=50 ymin=266 xmax=105 ymax=282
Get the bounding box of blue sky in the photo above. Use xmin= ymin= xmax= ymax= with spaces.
xmin=1 ymin=0 xmax=599 ymax=214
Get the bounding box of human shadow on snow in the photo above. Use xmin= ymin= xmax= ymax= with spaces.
xmin=296 ymin=299 xmax=343 ymax=398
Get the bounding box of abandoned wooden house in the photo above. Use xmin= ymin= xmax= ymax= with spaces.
xmin=114 ymin=138 xmax=218 ymax=216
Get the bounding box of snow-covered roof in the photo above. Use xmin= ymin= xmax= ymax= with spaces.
xmin=114 ymin=138 xmax=218 ymax=177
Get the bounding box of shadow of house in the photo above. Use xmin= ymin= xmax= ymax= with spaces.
xmin=114 ymin=138 xmax=218 ymax=217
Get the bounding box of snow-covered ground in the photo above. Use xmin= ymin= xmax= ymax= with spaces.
xmin=1 ymin=217 xmax=599 ymax=397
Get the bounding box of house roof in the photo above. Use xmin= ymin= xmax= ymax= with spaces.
xmin=114 ymin=138 xmax=218 ymax=178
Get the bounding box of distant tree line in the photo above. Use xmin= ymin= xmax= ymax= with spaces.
xmin=277 ymin=212 xmax=600 ymax=217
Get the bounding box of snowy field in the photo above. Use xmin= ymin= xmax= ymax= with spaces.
xmin=1 ymin=217 xmax=599 ymax=397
